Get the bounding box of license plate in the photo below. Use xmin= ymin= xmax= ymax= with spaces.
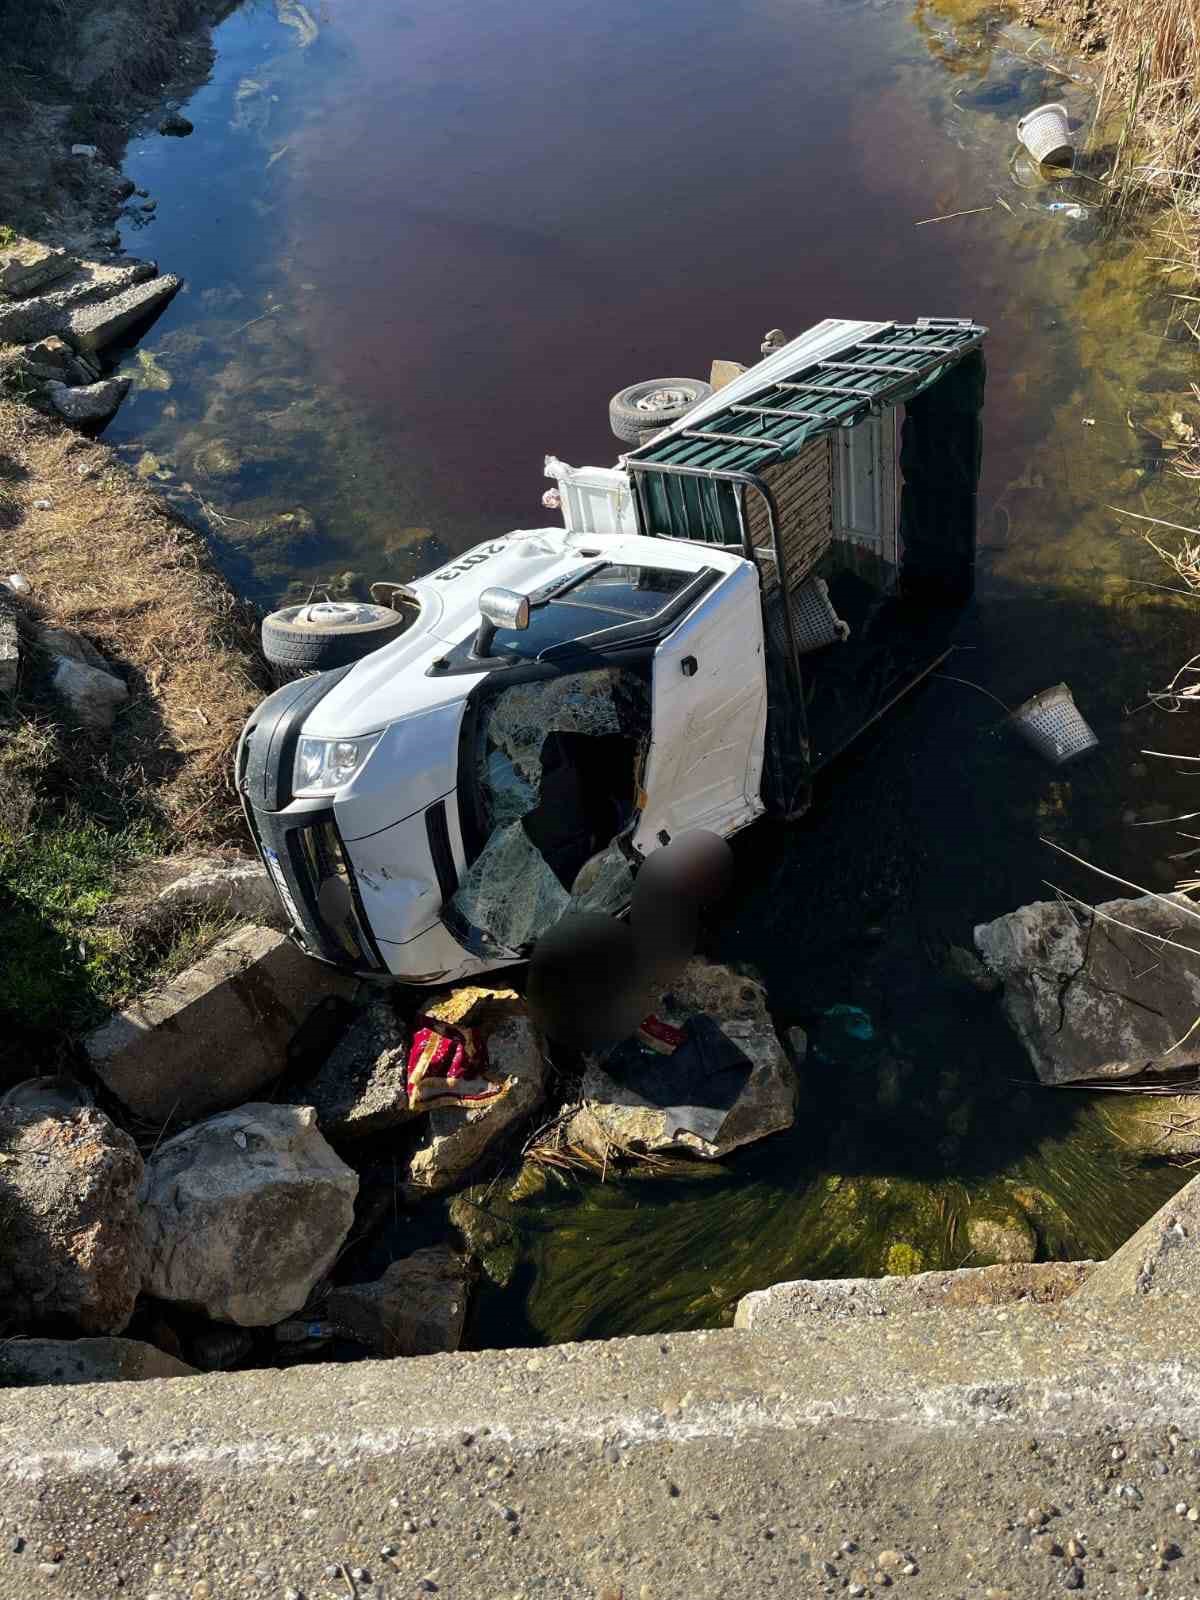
xmin=262 ymin=845 xmax=304 ymax=930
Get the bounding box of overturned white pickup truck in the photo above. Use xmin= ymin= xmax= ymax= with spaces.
xmin=238 ymin=317 xmax=986 ymax=984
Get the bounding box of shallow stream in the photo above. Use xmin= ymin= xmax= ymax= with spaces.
xmin=111 ymin=0 xmax=1200 ymax=1346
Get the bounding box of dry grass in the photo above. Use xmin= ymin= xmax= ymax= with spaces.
xmin=1 ymin=397 xmax=268 ymax=845
xmin=1097 ymin=0 xmax=1200 ymax=278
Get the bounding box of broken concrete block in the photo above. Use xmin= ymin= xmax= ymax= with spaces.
xmin=45 ymin=376 xmax=130 ymax=425
xmin=734 ymin=1260 xmax=1095 ymax=1331
xmin=0 ymin=598 xmax=18 ymax=695
xmin=50 ymin=653 xmax=128 ymax=733
xmin=0 ymin=1337 xmax=196 ymax=1386
xmin=1074 ymin=1172 xmax=1200 ymax=1302
xmin=304 ymin=997 xmax=414 ymax=1139
xmin=563 ymin=960 xmax=799 ymax=1163
xmin=154 ymin=856 xmax=284 ymax=929
xmin=140 ymin=1104 xmax=358 ymax=1326
xmin=974 ymin=893 xmax=1200 ymax=1085
xmin=0 ymin=241 xmax=76 ymax=298
xmin=0 ymin=1105 xmax=146 ymax=1336
xmin=65 ymin=273 xmax=181 ymax=352
xmin=326 ymin=1247 xmax=470 ymax=1356
xmin=84 ymin=924 xmax=358 ymax=1125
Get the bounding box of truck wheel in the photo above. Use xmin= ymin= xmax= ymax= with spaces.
xmin=261 ymin=599 xmax=408 ymax=671
xmin=609 ymin=378 xmax=712 ymax=444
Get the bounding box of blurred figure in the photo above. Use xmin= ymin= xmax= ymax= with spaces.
xmin=526 ymin=832 xmax=733 ymax=1053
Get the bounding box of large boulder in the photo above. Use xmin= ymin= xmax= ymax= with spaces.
xmin=49 ymin=653 xmax=128 ymax=732
xmin=0 ymin=1337 xmax=196 ymax=1386
xmin=325 ymin=1247 xmax=470 ymax=1356
xmin=84 ymin=925 xmax=357 ymax=1125
xmin=735 ymin=1260 xmax=1094 ymax=1331
xmin=140 ymin=1104 xmax=358 ymax=1326
xmin=563 ymin=960 xmax=799 ymax=1162
xmin=0 ymin=1106 xmax=145 ymax=1335
xmin=1074 ymin=1171 xmax=1200 ymax=1302
xmin=403 ymin=988 xmax=546 ymax=1198
xmin=304 ymin=997 xmax=415 ymax=1139
xmin=974 ymin=892 xmax=1200 ymax=1085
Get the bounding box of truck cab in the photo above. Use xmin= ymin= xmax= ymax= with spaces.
xmin=238 ymin=317 xmax=986 ymax=984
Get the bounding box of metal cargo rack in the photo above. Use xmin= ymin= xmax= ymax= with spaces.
xmin=623 ymin=318 xmax=988 ymax=816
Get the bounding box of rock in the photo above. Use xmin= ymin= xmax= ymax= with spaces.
xmin=0 ymin=1337 xmax=196 ymax=1386
xmin=734 ymin=1260 xmax=1093 ymax=1330
xmin=25 ymin=336 xmax=73 ymax=371
xmin=84 ymin=924 xmax=358 ymax=1126
xmin=48 ymin=653 xmax=128 ymax=733
xmin=70 ymin=143 xmax=99 ymax=159
xmin=154 ymin=857 xmax=284 ymax=929
xmin=449 ymin=1187 xmax=519 ymax=1286
xmin=0 ymin=1105 xmax=146 ymax=1335
xmin=304 ymin=998 xmax=414 ymax=1139
xmin=0 ymin=1076 xmax=93 ymax=1118
xmin=975 ymin=892 xmax=1200 ymax=1085
xmin=233 ymin=506 xmax=320 ymax=555
xmin=0 ymin=240 xmax=76 ymax=298
xmin=965 ymin=1208 xmax=1037 ymax=1265
xmin=564 ymin=960 xmax=798 ymax=1162
xmin=65 ymin=273 xmax=181 ymax=354
xmin=0 ymin=598 xmax=18 ymax=695
xmin=140 ymin=1104 xmax=358 ymax=1326
xmin=44 ymin=377 xmax=131 ymax=425
xmin=189 ymin=1326 xmax=254 ymax=1371
xmin=35 ymin=624 xmax=114 ymax=672
xmin=945 ymin=943 xmax=1001 ymax=993
xmin=403 ymin=989 xmax=547 ymax=1197
xmin=1074 ymin=1171 xmax=1200 ymax=1302
xmin=158 ymin=112 xmax=194 ymax=137
xmin=326 ymin=1247 xmax=470 ymax=1356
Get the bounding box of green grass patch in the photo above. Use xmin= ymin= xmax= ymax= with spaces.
xmin=0 ymin=809 xmax=163 ymax=1037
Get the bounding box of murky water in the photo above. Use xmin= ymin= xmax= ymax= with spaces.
xmin=110 ymin=0 xmax=1200 ymax=1345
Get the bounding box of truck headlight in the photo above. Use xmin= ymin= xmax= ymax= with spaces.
xmin=294 ymin=733 xmax=381 ymax=795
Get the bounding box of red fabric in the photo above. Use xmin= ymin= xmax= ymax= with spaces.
xmin=406 ymin=1020 xmax=501 ymax=1109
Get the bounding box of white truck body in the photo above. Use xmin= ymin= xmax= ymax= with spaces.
xmin=239 ymin=317 xmax=986 ymax=984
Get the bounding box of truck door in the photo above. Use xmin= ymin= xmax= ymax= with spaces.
xmin=632 ymin=563 xmax=767 ymax=852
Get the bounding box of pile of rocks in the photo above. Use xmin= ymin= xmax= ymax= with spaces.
xmin=0 ymin=925 xmax=805 ymax=1385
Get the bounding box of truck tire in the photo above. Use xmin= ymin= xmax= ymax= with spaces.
xmin=261 ymin=599 xmax=408 ymax=671
xmin=609 ymin=378 xmax=712 ymax=444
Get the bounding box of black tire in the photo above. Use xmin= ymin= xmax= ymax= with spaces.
xmin=261 ymin=599 xmax=408 ymax=671
xmin=609 ymin=377 xmax=712 ymax=445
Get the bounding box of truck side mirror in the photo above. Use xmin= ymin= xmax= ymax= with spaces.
xmin=475 ymin=587 xmax=530 ymax=659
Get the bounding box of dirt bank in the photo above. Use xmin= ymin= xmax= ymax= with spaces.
xmin=0 ymin=0 xmax=271 ymax=1072
xmin=0 ymin=0 xmax=237 ymax=251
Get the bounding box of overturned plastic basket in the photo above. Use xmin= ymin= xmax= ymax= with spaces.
xmin=1009 ymin=682 xmax=1098 ymax=766
xmin=1016 ymin=102 xmax=1073 ymax=167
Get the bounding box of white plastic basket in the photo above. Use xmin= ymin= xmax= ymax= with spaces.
xmin=1010 ymin=682 xmax=1098 ymax=765
xmin=790 ymin=576 xmax=850 ymax=654
xmin=1016 ymin=103 xmax=1073 ymax=167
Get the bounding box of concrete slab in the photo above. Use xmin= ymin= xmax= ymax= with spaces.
xmin=84 ymin=924 xmax=358 ymax=1125
xmin=65 ymin=273 xmax=181 ymax=353
xmin=2 ymin=1302 xmax=1200 ymax=1598
xmin=735 ymin=1259 xmax=1095 ymax=1330
xmin=1075 ymin=1170 xmax=1200 ymax=1302
xmin=0 ymin=1337 xmax=195 ymax=1385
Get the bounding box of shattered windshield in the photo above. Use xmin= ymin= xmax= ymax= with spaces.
xmin=449 ymin=667 xmax=651 ymax=951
